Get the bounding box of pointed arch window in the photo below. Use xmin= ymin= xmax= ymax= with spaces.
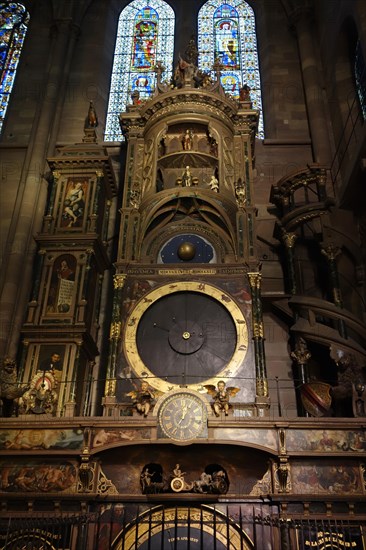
xmin=198 ymin=0 xmax=264 ymax=138
xmin=0 ymin=2 xmax=29 ymax=134
xmin=105 ymin=0 xmax=175 ymax=142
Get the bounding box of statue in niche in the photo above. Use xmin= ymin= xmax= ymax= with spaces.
xmin=182 ymin=128 xmax=193 ymax=151
xmin=182 ymin=165 xmax=193 ymax=186
xmin=235 ymin=178 xmax=246 ymax=208
xmin=204 ymin=380 xmax=240 ymax=417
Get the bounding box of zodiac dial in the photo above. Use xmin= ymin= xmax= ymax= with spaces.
xmin=124 ymin=282 xmax=249 ymax=393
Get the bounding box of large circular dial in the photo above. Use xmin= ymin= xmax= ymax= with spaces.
xmin=158 ymin=391 xmax=207 ymax=441
xmin=124 ymin=282 xmax=248 ymax=392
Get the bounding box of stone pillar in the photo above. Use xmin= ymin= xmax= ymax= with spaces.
xmin=247 ymin=270 xmax=269 ymax=414
xmin=290 ymin=8 xmax=332 ymax=165
xmin=291 ymin=337 xmax=311 ymax=416
xmin=0 ymin=19 xmax=80 ymax=356
xmin=321 ymin=244 xmax=347 ymax=339
xmin=281 ymin=230 xmax=298 ymax=295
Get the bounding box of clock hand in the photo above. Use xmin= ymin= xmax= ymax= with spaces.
xmin=179 ymin=404 xmax=188 ymax=423
xmin=153 ymin=323 xmax=170 ymax=332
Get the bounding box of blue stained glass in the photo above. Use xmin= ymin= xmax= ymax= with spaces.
xmin=105 ymin=0 xmax=175 ymax=142
xmin=198 ymin=0 xmax=264 ymax=138
xmin=0 ymin=2 xmax=29 ymax=134
xmin=355 ymin=40 xmax=366 ymax=120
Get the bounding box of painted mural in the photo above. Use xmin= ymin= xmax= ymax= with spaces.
xmin=286 ymin=429 xmax=366 ymax=453
xmin=214 ymin=428 xmax=277 ymax=451
xmin=0 ymin=428 xmax=84 ymax=450
xmin=92 ymin=428 xmax=151 ymax=448
xmin=291 ymin=461 xmax=363 ymax=494
xmin=0 ymin=461 xmax=77 ymax=492
xmin=60 ymin=177 xmax=88 ymax=229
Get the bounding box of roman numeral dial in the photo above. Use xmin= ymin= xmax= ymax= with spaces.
xmin=158 ymin=392 xmax=207 ymax=441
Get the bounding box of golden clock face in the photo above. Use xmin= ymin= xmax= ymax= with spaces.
xmin=124 ymin=281 xmax=249 ymax=393
xmin=158 ymin=392 xmax=207 ymax=441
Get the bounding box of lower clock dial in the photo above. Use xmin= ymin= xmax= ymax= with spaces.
xmin=158 ymin=392 xmax=207 ymax=441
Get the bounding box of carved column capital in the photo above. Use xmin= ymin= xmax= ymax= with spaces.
xmin=321 ymin=244 xmax=341 ymax=261
xmin=247 ymin=271 xmax=262 ymax=290
xmin=291 ymin=339 xmax=311 ymax=365
xmin=281 ymin=231 xmax=297 ymax=249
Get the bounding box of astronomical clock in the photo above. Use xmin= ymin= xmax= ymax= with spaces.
xmin=103 ymin=64 xmax=268 ymax=421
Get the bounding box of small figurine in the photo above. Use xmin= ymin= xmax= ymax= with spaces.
xmin=140 ymin=468 xmax=153 ymax=492
xmin=204 ymin=380 xmax=240 ymax=417
xmin=126 ymin=380 xmax=155 ymax=417
xmin=182 ymin=129 xmax=193 ymax=151
xmin=353 ymin=383 xmax=366 ymax=417
xmin=173 ymin=464 xmax=186 ymax=478
xmin=235 ymin=179 xmax=246 ymax=208
xmin=85 ymin=100 xmax=98 ymax=128
xmin=131 ymin=89 xmax=141 ymax=106
xmin=181 ymin=165 xmax=193 ymax=187
xmin=239 ymin=84 xmax=251 ymax=102
xmin=193 ymin=471 xmax=212 ymax=493
xmin=208 ymin=174 xmax=219 ymax=192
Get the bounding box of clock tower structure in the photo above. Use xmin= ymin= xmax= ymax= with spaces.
xmin=103 ymin=64 xmax=268 ymax=419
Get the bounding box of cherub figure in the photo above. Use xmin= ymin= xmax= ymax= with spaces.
xmin=204 ymin=380 xmax=240 ymax=417
xmin=126 ymin=380 xmax=156 ymax=417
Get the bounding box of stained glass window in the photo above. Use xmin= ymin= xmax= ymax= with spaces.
xmin=355 ymin=40 xmax=366 ymax=120
xmin=105 ymin=0 xmax=175 ymax=142
xmin=0 ymin=2 xmax=29 ymax=134
xmin=198 ymin=0 xmax=264 ymax=138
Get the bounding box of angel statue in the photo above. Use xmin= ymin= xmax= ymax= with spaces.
xmin=126 ymin=380 xmax=156 ymax=417
xmin=204 ymin=380 xmax=240 ymax=417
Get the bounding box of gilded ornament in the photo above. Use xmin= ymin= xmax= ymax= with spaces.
xmin=109 ymin=321 xmax=121 ymax=340
xmin=281 ymin=231 xmax=297 ymax=249
xmin=256 ymin=378 xmax=268 ymax=397
xmin=247 ymin=271 xmax=262 ymax=290
xmin=113 ymin=274 xmax=126 ymax=289
xmin=252 ymin=320 xmax=264 ymax=338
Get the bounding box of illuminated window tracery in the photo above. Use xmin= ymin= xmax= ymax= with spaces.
xmin=105 ymin=0 xmax=175 ymax=142
xmin=198 ymin=0 xmax=264 ymax=138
